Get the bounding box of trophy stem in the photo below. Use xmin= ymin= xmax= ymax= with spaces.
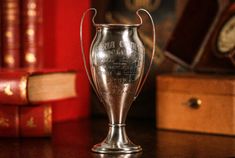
xmin=92 ymin=124 xmax=142 ymax=154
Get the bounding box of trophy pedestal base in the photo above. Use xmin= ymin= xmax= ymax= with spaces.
xmin=92 ymin=142 xmax=142 ymax=154
xmin=92 ymin=124 xmax=142 ymax=154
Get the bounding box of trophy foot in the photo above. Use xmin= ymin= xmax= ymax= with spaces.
xmin=92 ymin=142 xmax=142 ymax=154
xmin=92 ymin=124 xmax=142 ymax=154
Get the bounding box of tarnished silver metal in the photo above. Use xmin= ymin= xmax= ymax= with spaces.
xmin=80 ymin=8 xmax=156 ymax=154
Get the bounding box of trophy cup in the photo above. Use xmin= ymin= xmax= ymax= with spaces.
xmin=80 ymin=8 xmax=155 ymax=154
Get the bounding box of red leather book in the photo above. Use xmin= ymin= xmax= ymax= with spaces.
xmin=19 ymin=0 xmax=52 ymax=137
xmin=20 ymin=104 xmax=52 ymax=137
xmin=1 ymin=0 xmax=20 ymax=137
xmin=0 ymin=104 xmax=51 ymax=137
xmin=0 ymin=69 xmax=77 ymax=105
xmin=21 ymin=0 xmax=43 ymax=68
xmin=0 ymin=105 xmax=19 ymax=136
xmin=0 ymin=0 xmax=52 ymax=137
xmin=43 ymin=0 xmax=91 ymax=122
xmin=0 ymin=0 xmax=2 ymax=67
xmin=2 ymin=0 xmax=20 ymax=68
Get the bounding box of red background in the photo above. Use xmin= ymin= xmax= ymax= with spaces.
xmin=43 ymin=0 xmax=91 ymax=122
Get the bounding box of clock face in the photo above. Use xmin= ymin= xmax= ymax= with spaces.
xmin=217 ymin=15 xmax=235 ymax=54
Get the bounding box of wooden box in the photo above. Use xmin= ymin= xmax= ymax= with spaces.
xmin=156 ymin=73 xmax=235 ymax=135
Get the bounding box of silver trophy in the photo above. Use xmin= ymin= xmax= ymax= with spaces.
xmin=80 ymin=8 xmax=155 ymax=154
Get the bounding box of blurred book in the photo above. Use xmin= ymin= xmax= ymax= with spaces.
xmin=0 ymin=104 xmax=52 ymax=137
xmin=0 ymin=69 xmax=77 ymax=105
xmin=2 ymin=0 xmax=20 ymax=68
xmin=21 ymin=0 xmax=43 ymax=68
xmin=0 ymin=0 xmax=79 ymax=137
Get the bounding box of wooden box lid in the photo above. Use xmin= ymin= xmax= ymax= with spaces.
xmin=157 ymin=73 xmax=235 ymax=96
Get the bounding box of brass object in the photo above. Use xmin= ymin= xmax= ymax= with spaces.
xmin=187 ymin=98 xmax=201 ymax=109
xmin=214 ymin=14 xmax=235 ymax=65
xmin=80 ymin=8 xmax=155 ymax=154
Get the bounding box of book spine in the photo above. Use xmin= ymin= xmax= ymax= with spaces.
xmin=0 ymin=0 xmax=51 ymax=137
xmin=0 ymin=104 xmax=51 ymax=137
xmin=21 ymin=0 xmax=43 ymax=68
xmin=20 ymin=0 xmax=52 ymax=137
xmin=0 ymin=105 xmax=19 ymax=137
xmin=0 ymin=0 xmax=2 ymax=67
xmin=0 ymin=73 xmax=29 ymax=105
xmin=20 ymin=104 xmax=52 ymax=137
xmin=2 ymin=0 xmax=20 ymax=68
xmin=0 ymin=0 xmax=20 ymax=137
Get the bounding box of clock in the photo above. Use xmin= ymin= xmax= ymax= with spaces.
xmin=165 ymin=0 xmax=235 ymax=72
xmin=213 ymin=3 xmax=235 ymax=65
xmin=217 ymin=16 xmax=235 ymax=54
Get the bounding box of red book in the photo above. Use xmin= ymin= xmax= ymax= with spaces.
xmin=0 ymin=0 xmax=53 ymax=137
xmin=21 ymin=0 xmax=43 ymax=68
xmin=20 ymin=104 xmax=52 ymax=137
xmin=0 ymin=69 xmax=77 ymax=105
xmin=0 ymin=0 xmax=2 ymax=66
xmin=19 ymin=0 xmax=52 ymax=136
xmin=1 ymin=0 xmax=20 ymax=137
xmin=2 ymin=0 xmax=20 ymax=68
xmin=43 ymin=0 xmax=91 ymax=122
xmin=0 ymin=104 xmax=51 ymax=137
xmin=19 ymin=0 xmax=52 ymax=137
xmin=0 ymin=105 xmax=19 ymax=136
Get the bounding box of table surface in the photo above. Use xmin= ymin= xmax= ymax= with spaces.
xmin=1 ymin=117 xmax=235 ymax=158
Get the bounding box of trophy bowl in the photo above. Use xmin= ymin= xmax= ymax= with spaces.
xmin=80 ymin=8 xmax=155 ymax=154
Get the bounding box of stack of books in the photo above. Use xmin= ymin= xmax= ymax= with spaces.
xmin=0 ymin=0 xmax=77 ymax=137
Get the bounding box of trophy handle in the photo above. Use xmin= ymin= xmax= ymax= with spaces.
xmin=80 ymin=8 xmax=103 ymax=101
xmin=134 ymin=9 xmax=156 ymax=100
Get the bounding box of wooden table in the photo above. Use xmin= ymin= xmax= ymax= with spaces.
xmin=1 ymin=117 xmax=235 ymax=158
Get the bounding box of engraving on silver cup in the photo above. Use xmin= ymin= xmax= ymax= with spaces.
xmin=80 ymin=8 xmax=156 ymax=154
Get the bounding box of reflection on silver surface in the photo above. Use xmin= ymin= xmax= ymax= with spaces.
xmin=92 ymin=152 xmax=142 ymax=158
xmin=80 ymin=8 xmax=155 ymax=154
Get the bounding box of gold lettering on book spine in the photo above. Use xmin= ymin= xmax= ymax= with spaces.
xmin=4 ymin=54 xmax=15 ymax=66
xmin=25 ymin=52 xmax=36 ymax=64
xmin=3 ymin=84 xmax=13 ymax=96
xmin=26 ymin=29 xmax=35 ymax=36
xmin=19 ymin=77 xmax=27 ymax=102
xmin=125 ymin=0 xmax=161 ymax=12
xmin=27 ymin=2 xmax=36 ymax=9
xmin=27 ymin=1 xmax=37 ymax=17
xmin=5 ymin=2 xmax=18 ymax=21
xmin=5 ymin=31 xmax=13 ymax=38
xmin=44 ymin=105 xmax=52 ymax=135
xmin=26 ymin=117 xmax=37 ymax=128
xmin=0 ymin=117 xmax=10 ymax=127
xmin=7 ymin=2 xmax=17 ymax=8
